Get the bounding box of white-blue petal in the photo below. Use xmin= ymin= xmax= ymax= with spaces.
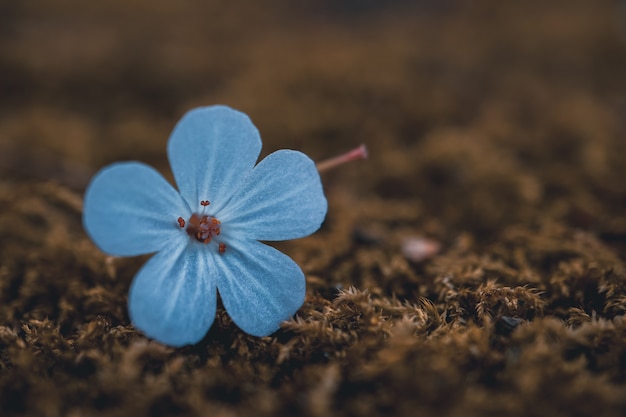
xmin=83 ymin=162 xmax=190 ymax=257
xmin=167 ymin=106 xmax=262 ymax=214
xmin=218 ymin=150 xmax=327 ymax=241
xmin=213 ymin=240 xmax=306 ymax=337
xmin=128 ymin=241 xmax=217 ymax=347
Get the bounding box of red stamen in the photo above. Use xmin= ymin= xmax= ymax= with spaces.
xmin=316 ymin=144 xmax=368 ymax=172
xmin=183 ymin=206 xmax=224 ymax=253
xmin=184 ymin=213 xmax=223 ymax=252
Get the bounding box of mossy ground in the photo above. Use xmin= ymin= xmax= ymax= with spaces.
xmin=1 ymin=1 xmax=626 ymax=416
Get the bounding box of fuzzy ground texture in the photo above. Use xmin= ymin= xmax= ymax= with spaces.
xmin=1 ymin=1 xmax=626 ymax=416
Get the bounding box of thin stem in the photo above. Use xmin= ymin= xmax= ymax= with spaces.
xmin=316 ymin=144 xmax=368 ymax=172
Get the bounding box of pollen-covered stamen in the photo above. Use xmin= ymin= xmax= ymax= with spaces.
xmin=185 ymin=213 xmax=222 ymax=244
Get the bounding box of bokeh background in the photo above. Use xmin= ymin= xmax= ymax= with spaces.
xmin=2 ymin=1 xmax=626 ymax=416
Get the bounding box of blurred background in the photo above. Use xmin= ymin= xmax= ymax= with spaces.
xmin=2 ymin=0 xmax=626 ymax=241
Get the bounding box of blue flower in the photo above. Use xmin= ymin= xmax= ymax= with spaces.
xmin=83 ymin=105 xmax=327 ymax=347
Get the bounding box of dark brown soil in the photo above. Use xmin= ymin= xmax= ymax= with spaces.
xmin=2 ymin=1 xmax=626 ymax=416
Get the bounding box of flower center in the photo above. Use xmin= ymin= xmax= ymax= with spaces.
xmin=177 ymin=200 xmax=226 ymax=253
xmin=186 ymin=213 xmax=221 ymax=243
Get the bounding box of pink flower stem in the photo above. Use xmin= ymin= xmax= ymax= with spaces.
xmin=316 ymin=144 xmax=368 ymax=172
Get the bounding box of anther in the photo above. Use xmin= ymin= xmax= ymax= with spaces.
xmin=177 ymin=217 xmax=185 ymax=228
xmin=200 ymin=200 xmax=210 ymax=207
xmin=184 ymin=213 xmax=224 ymax=252
xmin=219 ymin=243 xmax=226 ymax=253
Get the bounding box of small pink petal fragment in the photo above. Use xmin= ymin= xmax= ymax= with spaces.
xmin=402 ymin=237 xmax=441 ymax=262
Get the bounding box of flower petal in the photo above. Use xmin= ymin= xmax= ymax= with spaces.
xmin=214 ymin=240 xmax=306 ymax=337
xmin=219 ymin=150 xmax=327 ymax=241
xmin=128 ymin=241 xmax=217 ymax=347
xmin=83 ymin=162 xmax=190 ymax=256
xmin=167 ymin=106 xmax=262 ymax=213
